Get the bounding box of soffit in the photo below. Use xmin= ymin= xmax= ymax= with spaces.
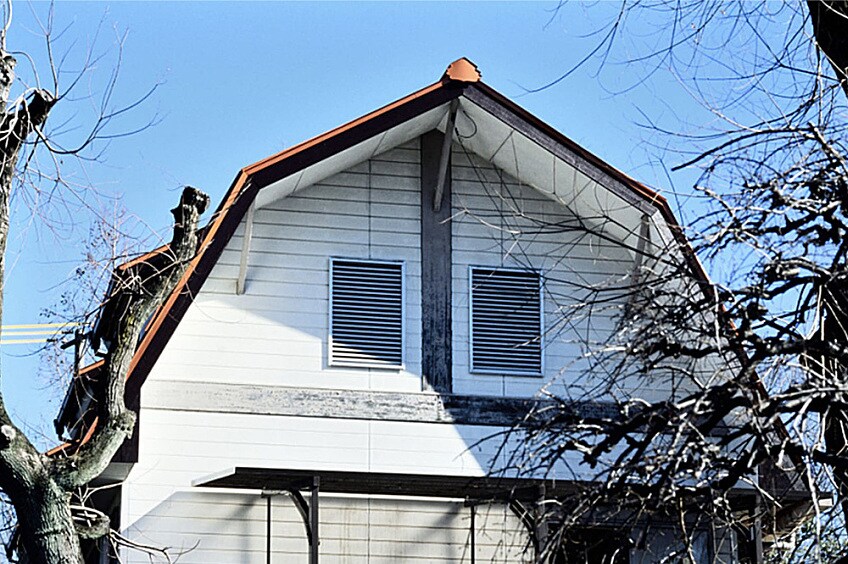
xmin=254 ymin=104 xmax=450 ymax=209
xmin=252 ymin=90 xmax=658 ymax=259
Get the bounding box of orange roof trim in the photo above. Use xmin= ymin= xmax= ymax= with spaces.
xmin=443 ymin=57 xmax=481 ymax=83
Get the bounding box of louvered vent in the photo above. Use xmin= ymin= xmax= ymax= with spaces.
xmin=470 ymin=268 xmax=542 ymax=375
xmin=330 ymin=259 xmax=404 ymax=368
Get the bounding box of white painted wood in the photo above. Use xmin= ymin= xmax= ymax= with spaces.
xmin=449 ymin=146 xmax=635 ymax=398
xmin=433 ymin=99 xmax=458 ymax=212
xmin=236 ymin=199 xmax=256 ymax=295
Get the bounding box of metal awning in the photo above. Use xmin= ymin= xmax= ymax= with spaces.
xmin=192 ymin=466 xmax=573 ymax=501
xmin=193 ymin=467 xmax=556 ymax=564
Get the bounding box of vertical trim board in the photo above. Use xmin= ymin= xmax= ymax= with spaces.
xmin=421 ymin=131 xmax=453 ymax=392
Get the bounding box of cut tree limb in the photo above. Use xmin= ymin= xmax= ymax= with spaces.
xmin=50 ymin=186 xmax=209 ymax=490
xmin=1 ymin=186 xmax=208 ymax=563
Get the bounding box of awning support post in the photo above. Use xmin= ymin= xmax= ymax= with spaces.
xmin=751 ymin=496 xmax=764 ymax=564
xmin=535 ymin=485 xmax=548 ymax=564
xmin=266 ymin=494 xmax=272 ymax=564
xmin=470 ymin=503 xmax=476 ymax=564
xmin=261 ymin=490 xmax=279 ymax=564
xmin=279 ymin=476 xmax=320 ymax=564
xmin=310 ymin=476 xmax=320 ymax=564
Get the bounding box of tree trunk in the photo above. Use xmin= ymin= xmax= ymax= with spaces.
xmin=807 ymin=1 xmax=848 ymax=98
xmin=14 ymin=480 xmax=82 ymax=564
xmin=0 ymin=48 xmax=83 ymax=564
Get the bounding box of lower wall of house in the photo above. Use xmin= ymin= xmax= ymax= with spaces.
xmin=119 ymin=403 xmax=739 ymax=563
xmin=118 ymin=404 xmax=532 ymax=562
xmin=119 ymin=490 xmax=530 ymax=563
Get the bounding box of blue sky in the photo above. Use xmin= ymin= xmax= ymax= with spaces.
xmin=0 ymin=1 xmax=713 ymax=447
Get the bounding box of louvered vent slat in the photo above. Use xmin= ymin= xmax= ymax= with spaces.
xmin=330 ymin=260 xmax=404 ymax=368
xmin=471 ymin=268 xmax=542 ymax=375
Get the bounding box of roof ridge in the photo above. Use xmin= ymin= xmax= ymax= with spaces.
xmin=443 ymin=58 xmax=481 ymax=83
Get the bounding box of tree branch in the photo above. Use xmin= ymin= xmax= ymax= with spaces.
xmin=49 ymin=186 xmax=209 ymax=490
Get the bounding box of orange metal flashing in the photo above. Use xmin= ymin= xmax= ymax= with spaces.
xmin=443 ymin=57 xmax=481 ymax=83
xmin=117 ymin=244 xmax=170 ymax=272
xmin=45 ymin=422 xmax=97 ymax=458
xmin=45 ymin=441 xmax=71 ymax=457
xmin=79 ymin=359 xmax=105 ymax=375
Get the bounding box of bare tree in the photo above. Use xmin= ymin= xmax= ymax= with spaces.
xmin=475 ymin=1 xmax=848 ymax=562
xmin=0 ymin=4 xmax=210 ymax=563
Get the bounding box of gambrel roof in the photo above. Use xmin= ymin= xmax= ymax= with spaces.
xmin=54 ymin=57 xmax=712 ymax=452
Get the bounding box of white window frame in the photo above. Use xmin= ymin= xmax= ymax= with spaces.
xmin=468 ymin=265 xmax=544 ymax=377
xmin=328 ymin=257 xmax=406 ymax=370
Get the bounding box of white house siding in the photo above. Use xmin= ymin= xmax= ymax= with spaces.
xmin=119 ymin=407 xmax=530 ymax=563
xmin=150 ymin=141 xmax=424 ymax=393
xmin=122 ymin=491 xmax=528 ymax=563
xmin=449 ymin=146 xmax=635 ymax=399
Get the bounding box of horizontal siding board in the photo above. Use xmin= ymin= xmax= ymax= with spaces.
xmin=248 ymin=224 xmax=421 ymax=248
xmin=196 ymin=279 xmax=423 ymax=306
xmin=214 ymin=250 xmax=419 ymax=276
xmin=139 ymin=380 xmax=558 ymax=429
xmin=140 ymin=366 xmax=424 ymax=391
xmin=164 ymin=313 xmax=424 ymax=343
xmin=247 ymin=237 xmax=416 ymax=258
xmin=166 ymin=326 xmax=424 ymax=352
xmin=450 ymin=147 xmax=632 ymax=396
xmin=279 ymin=182 xmax=420 ymax=205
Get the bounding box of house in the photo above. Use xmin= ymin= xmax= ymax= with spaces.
xmin=51 ymin=58 xmax=799 ymax=563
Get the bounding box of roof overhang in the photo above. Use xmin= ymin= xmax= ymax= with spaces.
xmin=250 ymin=80 xmax=667 ymax=255
xmin=254 ymin=104 xmax=450 ymax=209
xmin=193 ymin=466 xmax=574 ymax=501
